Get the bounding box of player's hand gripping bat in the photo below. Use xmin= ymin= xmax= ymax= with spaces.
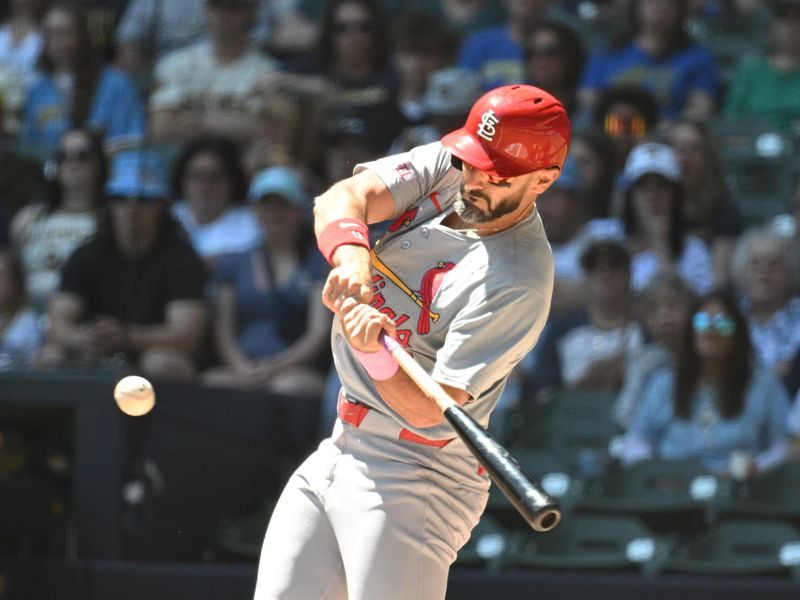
xmin=381 ymin=334 xmax=561 ymax=532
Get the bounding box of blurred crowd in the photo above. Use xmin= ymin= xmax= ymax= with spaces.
xmin=1 ymin=0 xmax=800 ymax=480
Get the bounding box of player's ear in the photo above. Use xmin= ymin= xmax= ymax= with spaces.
xmin=529 ymin=167 xmax=561 ymax=194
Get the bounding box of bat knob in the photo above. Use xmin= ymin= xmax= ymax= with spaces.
xmin=531 ymin=507 xmax=561 ymax=532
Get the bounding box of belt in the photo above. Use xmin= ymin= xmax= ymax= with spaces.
xmin=337 ymin=390 xmax=453 ymax=448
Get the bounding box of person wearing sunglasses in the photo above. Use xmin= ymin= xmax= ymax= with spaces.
xmin=10 ymin=127 xmax=106 ymax=312
xmin=621 ymin=290 xmax=791 ymax=479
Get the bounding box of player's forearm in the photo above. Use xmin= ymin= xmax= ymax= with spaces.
xmin=373 ymin=370 xmax=445 ymax=429
xmin=313 ymin=181 xmax=369 ymax=238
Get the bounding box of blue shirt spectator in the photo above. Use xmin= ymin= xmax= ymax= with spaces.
xmin=579 ymin=41 xmax=718 ymax=120
xmin=22 ymin=66 xmax=145 ymax=156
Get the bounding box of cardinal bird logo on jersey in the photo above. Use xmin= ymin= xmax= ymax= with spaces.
xmin=388 ymin=207 xmax=419 ymax=232
xmin=416 ymin=261 xmax=456 ymax=334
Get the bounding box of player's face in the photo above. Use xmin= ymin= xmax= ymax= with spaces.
xmin=454 ymin=162 xmax=532 ymax=224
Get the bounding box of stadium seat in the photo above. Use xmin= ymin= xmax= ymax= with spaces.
xmin=664 ymin=519 xmax=800 ymax=576
xmin=504 ymin=513 xmax=667 ymax=573
xmin=503 ymin=389 xmax=622 ymax=471
xmin=712 ymin=118 xmax=797 ymax=225
xmin=718 ymin=462 xmax=800 ymax=522
xmin=576 ymin=459 xmax=723 ymax=533
xmin=455 ymin=514 xmax=511 ymax=572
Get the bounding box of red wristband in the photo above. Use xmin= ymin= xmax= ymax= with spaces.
xmin=318 ymin=218 xmax=370 ymax=265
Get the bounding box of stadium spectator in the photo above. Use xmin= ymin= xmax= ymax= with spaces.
xmin=724 ymin=0 xmax=800 ymax=133
xmin=589 ymin=141 xmax=714 ymax=294
xmin=170 ymin=135 xmax=260 ymax=263
xmin=389 ymin=67 xmax=482 ymax=154
xmin=0 ymin=101 xmax=44 ymax=240
xmin=43 ymin=150 xmax=208 ymax=380
xmin=0 ymin=0 xmax=44 ymax=90
xmin=614 ymin=272 xmax=695 ymax=428
xmin=10 ymin=128 xmax=106 ymax=312
xmin=568 ymin=129 xmax=616 ymax=219
xmin=732 ymin=227 xmax=800 ymax=381
xmin=20 ymin=1 xmax=146 ymax=157
xmin=621 ymin=290 xmax=791 ymax=478
xmin=0 ymin=56 xmax=24 ymax=133
xmin=523 ymin=19 xmax=586 ymax=115
xmin=535 ymin=155 xmax=591 ymax=314
xmin=0 ymin=248 xmax=42 ymax=368
xmin=524 ymin=239 xmax=644 ymax=399
xmin=320 ymin=111 xmax=382 ymax=187
xmin=114 ymin=0 xmax=279 ymax=81
xmin=457 ymin=0 xmax=560 ymax=89
xmin=577 ymin=0 xmax=718 ymax=122
xmin=256 ymin=0 xmax=405 ymax=155
xmin=148 ymin=0 xmax=277 ymax=147
xmin=203 ymin=166 xmax=329 ymax=396
xmin=390 ymin=11 xmax=457 ymax=125
xmin=665 ymin=118 xmax=744 ymax=288
xmin=590 ymin=84 xmax=660 ymax=177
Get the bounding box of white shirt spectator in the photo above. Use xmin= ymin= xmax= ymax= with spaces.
xmin=558 ymin=321 xmax=644 ymax=387
xmin=744 ymin=296 xmax=800 ymax=371
xmin=116 ymin=0 xmax=279 ymax=60
xmin=150 ymin=41 xmax=276 ymax=114
xmin=171 ymin=200 xmax=261 ymax=259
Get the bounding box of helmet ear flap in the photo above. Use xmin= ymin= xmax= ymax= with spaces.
xmin=450 ymin=155 xmax=463 ymax=171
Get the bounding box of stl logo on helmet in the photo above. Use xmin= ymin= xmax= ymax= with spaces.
xmin=476 ymin=109 xmax=500 ymax=142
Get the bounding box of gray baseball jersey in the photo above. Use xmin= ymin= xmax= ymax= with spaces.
xmin=332 ymin=141 xmax=554 ymax=439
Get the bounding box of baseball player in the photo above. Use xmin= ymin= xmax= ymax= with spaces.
xmin=254 ymin=85 xmax=570 ymax=599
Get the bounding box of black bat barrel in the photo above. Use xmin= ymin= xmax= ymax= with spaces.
xmin=444 ymin=405 xmax=561 ymax=532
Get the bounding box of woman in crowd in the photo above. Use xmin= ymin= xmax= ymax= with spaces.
xmin=20 ymin=1 xmax=145 ymax=156
xmin=258 ymin=0 xmax=405 ymax=155
xmin=621 ymin=290 xmax=791 ymax=478
xmin=614 ymin=273 xmax=695 ymax=428
xmin=170 ymin=135 xmax=260 ymax=265
xmin=523 ymin=19 xmax=586 ymax=116
xmin=568 ymin=129 xmax=617 ymax=220
xmin=10 ymin=127 xmax=106 ymax=312
xmin=665 ymin=118 xmax=744 ymax=288
xmin=203 ymin=166 xmax=329 ymax=397
xmin=592 ymin=141 xmax=714 ymax=295
xmin=0 ymin=248 xmax=42 ymax=368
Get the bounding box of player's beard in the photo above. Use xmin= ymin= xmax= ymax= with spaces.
xmin=454 ymin=187 xmax=525 ymax=224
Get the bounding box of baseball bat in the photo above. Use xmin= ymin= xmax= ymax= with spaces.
xmin=381 ymin=334 xmax=561 ymax=532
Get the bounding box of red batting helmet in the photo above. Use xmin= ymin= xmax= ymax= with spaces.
xmin=441 ymin=84 xmax=571 ymax=178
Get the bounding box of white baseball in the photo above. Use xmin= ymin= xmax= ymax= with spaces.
xmin=114 ymin=375 xmax=155 ymax=416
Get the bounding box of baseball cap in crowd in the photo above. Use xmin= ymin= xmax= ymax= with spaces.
xmin=248 ymin=166 xmax=308 ymax=208
xmin=105 ymin=150 xmax=170 ymax=201
xmin=579 ymin=238 xmax=631 ymax=272
xmin=620 ymin=142 xmax=681 ymax=191
xmin=423 ymin=68 xmax=483 ymax=118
